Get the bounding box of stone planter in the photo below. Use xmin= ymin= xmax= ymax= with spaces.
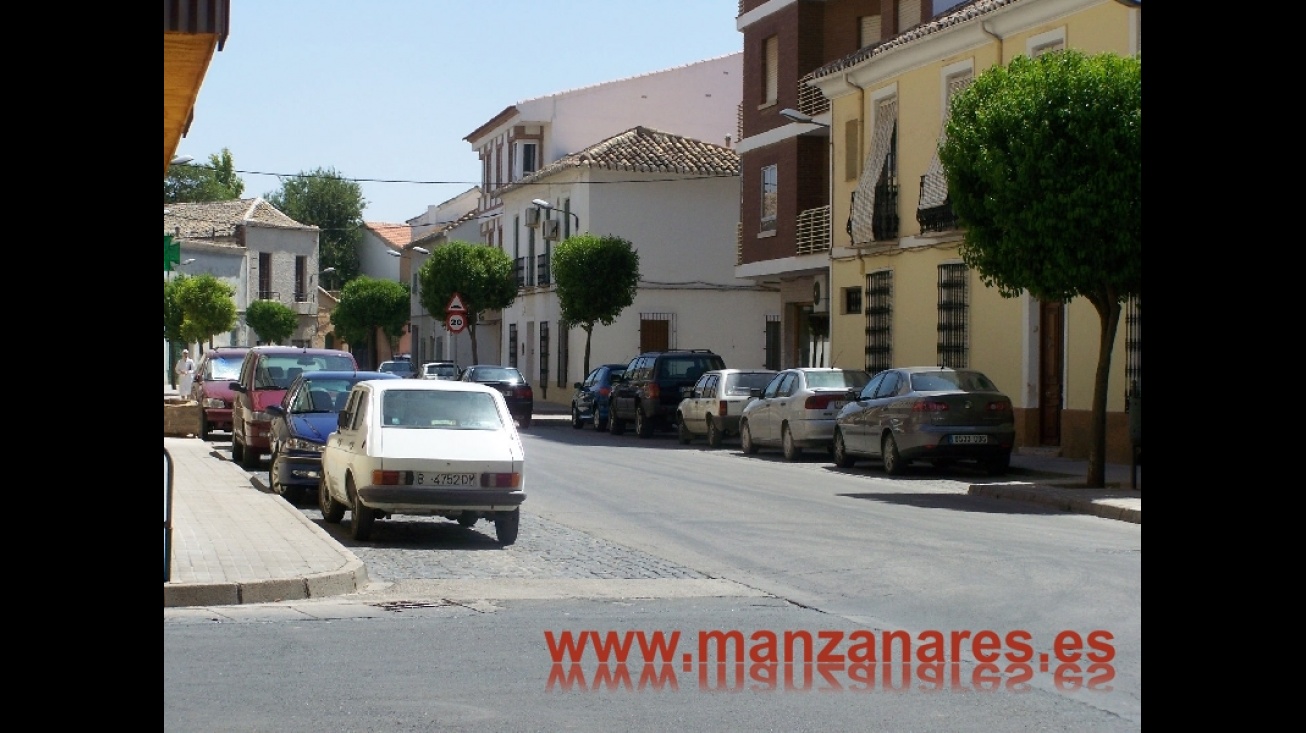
xmin=164 ymin=397 xmax=202 ymax=437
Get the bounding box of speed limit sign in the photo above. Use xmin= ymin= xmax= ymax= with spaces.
xmin=446 ymin=313 xmax=468 ymax=334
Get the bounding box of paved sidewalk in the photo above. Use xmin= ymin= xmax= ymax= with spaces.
xmin=163 ymin=388 xmax=1139 ymax=608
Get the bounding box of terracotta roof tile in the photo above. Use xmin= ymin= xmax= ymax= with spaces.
xmin=364 ymin=222 xmax=412 ymax=250
xmin=503 ymin=126 xmax=739 ymax=194
xmin=163 ymin=197 xmax=311 ymax=239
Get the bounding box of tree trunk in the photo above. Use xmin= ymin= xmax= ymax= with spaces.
xmin=582 ymin=324 xmax=594 ymax=378
xmin=1087 ymin=293 xmax=1123 ymax=488
xmin=469 ymin=320 xmax=479 ymax=365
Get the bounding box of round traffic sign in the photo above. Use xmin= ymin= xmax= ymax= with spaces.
xmin=446 ymin=313 xmax=468 ymax=334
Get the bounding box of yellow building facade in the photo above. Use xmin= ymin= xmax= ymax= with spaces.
xmin=810 ymin=0 xmax=1140 ymax=462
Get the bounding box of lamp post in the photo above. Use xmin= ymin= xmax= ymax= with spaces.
xmin=531 ymin=199 xmax=581 ymax=231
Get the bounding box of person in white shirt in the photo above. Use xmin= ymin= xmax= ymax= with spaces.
xmin=175 ymin=349 xmax=196 ymax=397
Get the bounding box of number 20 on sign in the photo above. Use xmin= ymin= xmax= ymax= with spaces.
xmin=446 ymin=313 xmax=467 ymax=334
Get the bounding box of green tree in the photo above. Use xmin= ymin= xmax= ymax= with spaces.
xmin=939 ymin=49 xmax=1141 ymax=488
xmin=246 ymin=299 xmax=298 ymax=346
xmin=164 ymin=276 xmax=188 ymax=387
xmin=330 ymin=276 xmax=410 ymax=368
xmin=552 ymin=234 xmax=640 ymax=377
xmin=265 ymin=167 xmax=365 ymax=286
xmin=176 ymin=274 xmax=239 ymax=349
xmin=164 ymin=148 xmax=245 ymax=203
xmin=417 ymin=241 xmax=517 ymax=365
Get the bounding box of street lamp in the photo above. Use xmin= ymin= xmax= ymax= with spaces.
xmin=531 ymin=199 xmax=582 ymax=229
xmin=170 ymin=155 xmax=194 ymax=166
xmin=779 ymin=108 xmax=830 ymax=127
xmin=411 ymin=246 xmax=430 ymax=255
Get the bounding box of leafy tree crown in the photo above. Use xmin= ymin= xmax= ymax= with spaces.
xmin=245 ymin=299 xmax=298 ymax=345
xmin=551 ymin=234 xmax=641 ymax=329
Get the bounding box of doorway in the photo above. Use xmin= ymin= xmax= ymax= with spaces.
xmin=1038 ymin=299 xmax=1064 ymax=446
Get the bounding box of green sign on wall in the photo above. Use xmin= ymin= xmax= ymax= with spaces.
xmin=164 ymin=234 xmax=180 ymax=271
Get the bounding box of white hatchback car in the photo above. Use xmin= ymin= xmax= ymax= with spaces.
xmin=319 ymin=380 xmax=526 ymax=544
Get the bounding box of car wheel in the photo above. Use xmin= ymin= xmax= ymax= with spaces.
xmin=593 ymin=409 xmax=608 ymax=432
xmin=985 ymin=451 xmax=1011 ymax=476
xmin=677 ymin=414 xmax=692 ymax=444
xmin=706 ymin=416 xmax=723 ymax=448
xmin=740 ymin=420 xmax=759 ymax=455
xmin=350 ymin=486 xmax=375 ymax=541
xmin=833 ymin=429 xmax=856 ymax=468
xmin=239 ymin=440 xmax=260 ymax=469
xmin=200 ymin=419 xmax=212 ymax=442
xmin=610 ymin=411 xmax=627 ymax=436
xmin=231 ymin=436 xmax=244 ymax=463
xmin=319 ymin=477 xmax=346 ymax=524
xmin=518 ymin=415 xmax=532 ymax=429
xmin=495 ymin=510 xmax=520 ymax=546
xmin=882 ymin=433 xmax=907 ymax=476
xmin=782 ymin=424 xmax=802 ymax=461
xmin=457 ymin=512 xmax=478 ymax=527
xmin=571 ymin=405 xmax=584 ymax=429
xmin=635 ymin=406 xmax=654 ymax=438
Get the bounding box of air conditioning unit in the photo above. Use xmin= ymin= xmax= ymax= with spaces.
xmin=542 ymin=219 xmax=560 ymax=241
xmin=524 ymin=208 xmax=541 ymax=227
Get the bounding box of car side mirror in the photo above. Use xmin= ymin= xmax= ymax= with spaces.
xmin=337 ymin=412 xmax=350 ymax=429
xmin=267 ymin=405 xmax=286 ymax=417
xmin=229 ymin=381 xmax=245 ymax=393
xmin=573 ymin=382 xmax=582 ymax=389
xmin=847 ymin=389 xmax=859 ymax=403
xmin=749 ymin=388 xmax=762 ymax=399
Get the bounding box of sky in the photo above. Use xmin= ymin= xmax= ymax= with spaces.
xmin=180 ymin=1 xmax=745 ymax=225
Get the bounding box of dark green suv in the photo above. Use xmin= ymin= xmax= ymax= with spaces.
xmin=608 ymin=350 xmax=726 ymax=438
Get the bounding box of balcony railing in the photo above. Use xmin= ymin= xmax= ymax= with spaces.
xmin=917 ymin=175 xmax=959 ymax=233
xmin=795 ymin=205 xmax=831 ymax=255
xmin=257 ymin=290 xmax=279 ymax=301
xmin=796 ymin=75 xmax=829 ymax=118
xmin=514 ymin=257 xmax=526 ymax=288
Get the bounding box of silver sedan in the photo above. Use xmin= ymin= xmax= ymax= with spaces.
xmin=831 ymin=366 xmax=1016 ymax=475
xmin=739 ymin=368 xmax=871 ymax=461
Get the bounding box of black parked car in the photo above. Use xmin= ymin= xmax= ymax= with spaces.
xmin=570 ymin=363 xmax=627 ymax=431
xmin=608 ymin=350 xmax=726 ymax=438
xmin=460 ymin=365 xmax=534 ymax=428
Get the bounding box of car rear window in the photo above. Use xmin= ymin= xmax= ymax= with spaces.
xmin=381 ymin=390 xmax=503 ymax=429
xmin=656 ymin=356 xmax=725 ymax=380
xmin=725 ymin=373 xmax=775 ymax=395
xmin=470 ymin=368 xmax=523 ymax=383
xmin=805 ymin=370 xmax=871 ymax=389
xmin=910 ymin=371 xmax=999 ymax=393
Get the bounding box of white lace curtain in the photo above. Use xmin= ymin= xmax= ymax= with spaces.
xmin=850 ymin=97 xmax=898 ymax=245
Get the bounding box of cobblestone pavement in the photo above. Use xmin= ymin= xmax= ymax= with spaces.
xmin=293 ymin=501 xmax=712 ymax=583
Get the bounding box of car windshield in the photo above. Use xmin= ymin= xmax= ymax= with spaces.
xmin=290 ymin=378 xmax=357 ymax=414
xmin=910 ymin=370 xmax=1000 ymax=393
xmin=381 ymin=390 xmax=503 ymax=430
xmin=256 ymin=354 xmax=356 ymax=389
xmin=725 ymin=373 xmax=775 ymax=395
xmin=469 ymin=368 xmax=523 ymax=383
xmin=207 ymin=356 xmax=244 ymax=381
xmin=804 ymin=370 xmax=871 ymax=389
xmin=379 ymin=362 xmax=411 ymax=374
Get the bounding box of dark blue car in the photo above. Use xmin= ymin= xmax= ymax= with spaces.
xmin=266 ymin=370 xmax=401 ymax=503
xmin=570 ymin=363 xmax=628 ymax=431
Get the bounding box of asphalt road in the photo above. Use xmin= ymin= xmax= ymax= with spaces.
xmin=167 ymin=424 xmax=1141 ymax=731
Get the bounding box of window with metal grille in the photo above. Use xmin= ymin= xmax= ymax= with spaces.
xmin=1125 ymin=296 xmax=1141 ymax=395
xmin=536 ymin=250 xmax=551 ymax=285
xmin=295 ymin=256 xmax=307 ymax=302
xmin=539 ymin=321 xmax=550 ymax=389
xmin=557 ymin=322 xmax=570 ymax=388
xmin=640 ymin=313 xmax=673 ymax=353
xmin=508 ymin=324 xmax=518 ymax=368
xmin=258 ymin=252 xmax=272 ymax=300
xmin=865 ymin=271 xmax=892 ymax=374
xmin=936 ymin=263 xmax=968 ymax=368
xmin=872 ymin=124 xmax=898 ymax=240
xmin=764 ymin=314 xmax=781 ymax=370
xmin=527 ymin=226 xmax=536 ymax=286
xmin=843 ymin=287 xmax=862 ymax=315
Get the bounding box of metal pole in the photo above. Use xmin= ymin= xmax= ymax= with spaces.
xmin=164 ymin=446 xmax=176 ymax=582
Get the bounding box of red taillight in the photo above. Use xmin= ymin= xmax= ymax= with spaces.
xmin=481 ymin=472 xmax=522 ymax=488
xmin=372 ymin=470 xmax=402 ymax=485
xmin=647 ymin=383 xmax=660 ymax=399
xmin=718 ymin=400 xmax=728 ymax=417
xmin=913 ymin=401 xmax=950 ymax=412
xmin=987 ymin=401 xmax=1011 ymax=412
xmin=598 ymin=386 xmax=611 ymax=397
xmin=805 ymin=394 xmax=838 ymax=410
xmin=513 ymin=385 xmax=533 ymax=399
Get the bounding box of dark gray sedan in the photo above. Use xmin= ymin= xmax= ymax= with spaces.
xmin=831 ymin=367 xmax=1015 ymax=475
